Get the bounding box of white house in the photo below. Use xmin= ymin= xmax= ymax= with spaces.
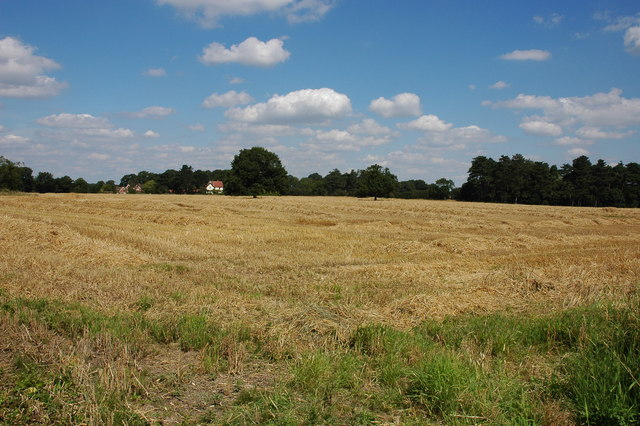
xmin=206 ymin=180 xmax=224 ymax=194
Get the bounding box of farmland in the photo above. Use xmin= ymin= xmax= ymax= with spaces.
xmin=1 ymin=194 xmax=639 ymax=424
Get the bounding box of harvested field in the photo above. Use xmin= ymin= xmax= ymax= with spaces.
xmin=1 ymin=194 xmax=639 ymax=424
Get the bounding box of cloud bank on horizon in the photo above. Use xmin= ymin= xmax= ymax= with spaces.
xmin=0 ymin=1 xmax=638 ymax=184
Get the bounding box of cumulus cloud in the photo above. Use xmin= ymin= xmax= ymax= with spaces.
xmin=575 ymin=126 xmax=632 ymax=139
xmin=398 ymin=114 xmax=505 ymax=149
xmin=369 ymin=93 xmax=422 ymax=118
xmin=347 ymin=118 xmax=397 ymax=137
xmin=143 ymin=130 xmax=160 ymax=138
xmin=144 ymin=68 xmax=167 ymax=77
xmin=36 ymin=113 xmax=135 ymax=141
xmin=199 ymin=37 xmax=290 ymax=67
xmin=595 ymin=12 xmax=640 ymax=55
xmin=225 ymin=88 xmax=352 ymax=124
xmin=37 ymin=113 xmax=110 ymax=128
xmin=490 ymin=81 xmax=510 ymax=90
xmin=487 ymin=88 xmax=640 ymax=129
xmin=519 ymin=120 xmax=563 ymax=136
xmin=304 ymin=127 xmax=393 ymax=152
xmin=0 ymin=134 xmax=30 ymax=145
xmin=500 ymin=49 xmax=551 ymax=61
xmin=228 ymin=76 xmax=245 ymax=84
xmin=202 ymin=90 xmax=254 ymax=108
xmin=0 ymin=37 xmax=67 ymax=98
xmin=597 ymin=12 xmax=640 ymax=32
xmin=128 ymin=106 xmax=176 ymax=119
xmin=398 ymin=114 xmax=453 ymax=132
xmin=156 ymin=0 xmax=334 ymax=28
xmin=624 ymin=26 xmax=640 ymax=55
xmin=554 ymin=136 xmax=593 ymax=146
xmin=219 ymin=122 xmax=308 ymax=136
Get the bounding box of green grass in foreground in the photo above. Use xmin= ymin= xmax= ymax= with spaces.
xmin=1 ymin=288 xmax=638 ymax=424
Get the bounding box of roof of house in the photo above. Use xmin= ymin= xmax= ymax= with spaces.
xmin=211 ymin=181 xmax=223 ymax=188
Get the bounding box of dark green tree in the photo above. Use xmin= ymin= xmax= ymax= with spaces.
xmin=434 ymin=178 xmax=455 ymax=200
xmin=100 ymin=180 xmax=117 ymax=193
xmin=225 ymin=147 xmax=288 ymax=197
xmin=298 ymin=173 xmax=327 ymax=196
xmin=34 ymin=172 xmax=55 ymax=193
xmin=55 ymin=176 xmax=73 ymax=193
xmin=356 ymin=164 xmax=398 ymax=200
xmin=72 ymin=178 xmax=89 ymax=193
xmin=0 ymin=156 xmax=22 ymax=190
xmin=324 ymin=169 xmax=347 ymax=196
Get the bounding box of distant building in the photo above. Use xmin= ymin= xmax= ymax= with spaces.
xmin=117 ymin=184 xmax=143 ymax=194
xmin=206 ymin=181 xmax=224 ymax=194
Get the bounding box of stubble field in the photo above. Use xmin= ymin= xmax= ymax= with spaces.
xmin=1 ymin=194 xmax=639 ymax=424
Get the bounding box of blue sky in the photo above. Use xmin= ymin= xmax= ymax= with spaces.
xmin=1 ymin=0 xmax=638 ymax=184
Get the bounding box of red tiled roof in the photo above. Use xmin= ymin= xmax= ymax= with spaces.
xmin=212 ymin=181 xmax=223 ymax=188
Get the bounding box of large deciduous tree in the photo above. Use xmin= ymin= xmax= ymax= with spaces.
xmin=225 ymin=147 xmax=288 ymax=197
xmin=356 ymin=164 xmax=398 ymax=200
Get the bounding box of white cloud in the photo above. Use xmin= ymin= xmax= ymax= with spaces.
xmin=128 ymin=106 xmax=176 ymax=119
xmin=144 ymin=68 xmax=167 ymax=77
xmin=155 ymin=0 xmax=334 ymax=28
xmin=554 ymin=136 xmax=593 ymax=146
xmin=305 ymin=128 xmax=392 ymax=152
xmin=0 ymin=134 xmax=30 ymax=145
xmin=229 ymin=76 xmax=245 ymax=84
xmin=568 ymin=147 xmax=589 ymax=156
xmin=519 ymin=120 xmax=563 ymax=136
xmin=36 ymin=113 xmax=135 ymax=141
xmin=347 ymin=118 xmax=396 ymax=136
xmin=575 ymin=126 xmax=632 ymax=139
xmin=398 ymin=114 xmax=453 ymax=132
xmin=446 ymin=125 xmax=505 ymax=143
xmin=0 ymin=37 xmax=67 ymax=98
xmin=598 ymin=12 xmax=640 ymax=32
xmin=533 ymin=13 xmax=563 ymax=28
xmin=398 ymin=114 xmax=505 ymax=149
xmin=219 ymin=122 xmax=307 ymax=136
xmin=0 ymin=125 xmax=5 ymax=132
xmin=188 ymin=123 xmax=205 ymax=131
xmin=282 ymin=0 xmax=336 ymax=24
xmin=624 ymin=26 xmax=640 ymax=55
xmin=143 ymin=130 xmax=160 ymax=138
xmin=369 ymin=92 xmax=422 ymax=118
xmin=202 ymin=90 xmax=254 ymax=108
xmin=225 ymin=88 xmax=352 ymax=124
xmin=490 ymin=81 xmax=510 ymax=90
xmin=37 ymin=113 xmax=109 ymax=128
xmin=199 ymin=37 xmax=290 ymax=67
xmin=488 ymin=88 xmax=640 ymax=129
xmin=595 ymin=13 xmax=640 ymax=55
xmin=500 ymin=49 xmax=551 ymax=61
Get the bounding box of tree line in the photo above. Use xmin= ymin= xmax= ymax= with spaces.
xmin=2 ymin=150 xmax=639 ymax=207
xmin=460 ymin=154 xmax=640 ymax=207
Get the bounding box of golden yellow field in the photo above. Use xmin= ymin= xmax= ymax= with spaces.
xmin=1 ymin=194 xmax=639 ymax=423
